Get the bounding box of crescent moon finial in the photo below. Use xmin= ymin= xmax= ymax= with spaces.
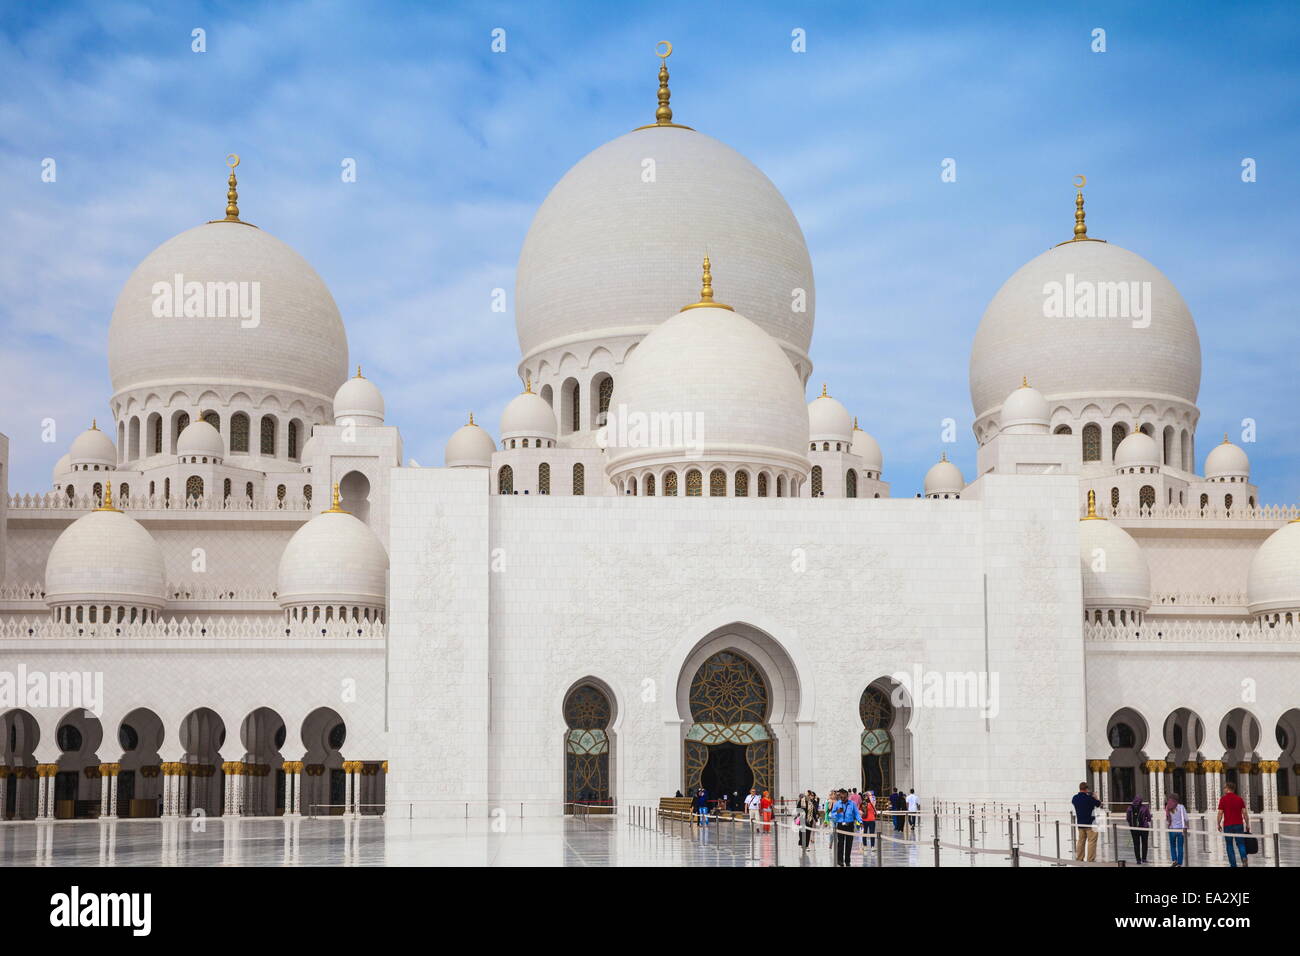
xmin=656 ymin=40 xmax=672 ymax=59
xmin=1073 ymin=173 xmax=1086 ymax=189
xmin=227 ymin=153 xmax=240 ymax=169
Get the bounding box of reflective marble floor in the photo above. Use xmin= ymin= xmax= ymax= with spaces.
xmin=1 ymin=813 xmax=1296 ymax=867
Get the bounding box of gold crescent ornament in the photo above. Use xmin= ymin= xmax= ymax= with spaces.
xmin=656 ymin=40 xmax=672 ymax=59
xmin=1073 ymin=174 xmax=1086 ymax=189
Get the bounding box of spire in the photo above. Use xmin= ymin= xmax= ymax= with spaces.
xmin=940 ymin=451 xmax=947 ymax=462
xmin=1082 ymin=488 xmax=1104 ymax=520
xmin=90 ymin=418 xmax=98 ymax=430
xmin=680 ymin=255 xmax=733 ymax=311
xmin=1056 ymin=175 xmax=1104 ymax=246
xmin=96 ymin=480 xmax=120 ymax=513
xmin=633 ymin=42 xmax=694 ymax=131
xmin=355 ymin=365 xmax=364 ymax=378
xmin=323 ymin=482 xmax=348 ymax=514
xmin=468 ymin=412 xmax=475 ymax=426
xmin=821 ymin=383 xmax=829 ymax=398
xmin=1021 ymin=376 xmax=1029 ymax=388
xmin=524 ymin=376 xmax=533 ymax=394
xmin=853 ymin=415 xmax=862 ymax=431
xmin=209 ymin=154 xmax=257 ymax=227
xmin=1222 ymin=433 xmax=1230 ymax=444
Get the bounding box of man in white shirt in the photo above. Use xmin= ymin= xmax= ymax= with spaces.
xmin=743 ymin=788 xmax=761 ymax=830
xmin=905 ymin=789 xmax=920 ymax=833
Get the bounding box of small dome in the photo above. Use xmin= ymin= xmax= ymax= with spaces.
xmin=333 ymin=367 xmax=385 ymax=425
xmin=1205 ymin=436 xmax=1249 ymax=479
xmin=808 ymin=388 xmax=853 ymax=444
xmin=446 ymin=416 xmax=497 ymax=467
xmin=45 ymin=499 xmax=166 ymax=610
xmin=1080 ymin=510 xmax=1152 ymax=612
xmin=999 ymin=379 xmax=1050 ymax=434
xmin=852 ymin=419 xmax=883 ymax=473
xmin=277 ymin=496 xmax=388 ymax=608
xmin=924 ymin=454 xmax=964 ymax=497
xmin=299 ymin=434 xmax=317 ymax=472
xmin=69 ymin=422 xmax=116 ymax=467
xmin=500 ymin=385 xmax=557 ymax=442
xmin=52 ymin=453 xmax=71 ymax=483
xmin=176 ymin=419 xmax=224 ymax=459
xmin=1246 ymin=520 xmax=1300 ymax=618
xmin=1114 ymin=429 xmax=1160 ymax=469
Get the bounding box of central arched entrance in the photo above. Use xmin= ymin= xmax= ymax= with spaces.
xmin=683 ymin=650 xmax=773 ymax=799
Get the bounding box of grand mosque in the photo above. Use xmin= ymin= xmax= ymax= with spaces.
xmin=1 ymin=49 xmax=1297 ymax=827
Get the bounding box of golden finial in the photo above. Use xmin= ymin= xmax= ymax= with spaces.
xmin=524 ymin=376 xmax=533 ymax=394
xmin=1021 ymin=376 xmax=1029 ymax=388
xmin=209 ymin=154 xmax=257 ymax=227
xmin=633 ymin=42 xmax=694 ymax=131
xmin=821 ymin=383 xmax=828 ymax=398
xmin=680 ymin=255 xmax=733 ymax=311
xmin=1222 ymin=433 xmax=1230 ymax=444
xmin=1056 ymin=175 xmax=1105 ymax=247
xmin=940 ymin=451 xmax=947 ymax=462
xmin=96 ymin=480 xmax=120 ymax=513
xmin=355 ymin=365 xmax=364 ymax=378
xmin=90 ymin=418 xmax=98 ymax=430
xmin=323 ymin=482 xmax=348 ymax=514
xmin=1082 ymin=488 xmax=1104 ymax=520
xmin=468 ymin=412 xmax=475 ymax=426
xmin=853 ymin=416 xmax=862 ymax=431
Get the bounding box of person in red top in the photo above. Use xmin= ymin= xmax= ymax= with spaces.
xmin=759 ymin=790 xmax=773 ymax=833
xmin=1216 ymin=782 xmax=1250 ymax=867
xmin=861 ymin=791 xmax=877 ymax=848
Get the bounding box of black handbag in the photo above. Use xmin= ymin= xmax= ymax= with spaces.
xmin=1243 ymin=832 xmax=1259 ymax=855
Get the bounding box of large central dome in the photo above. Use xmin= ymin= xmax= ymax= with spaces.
xmin=108 ymin=220 xmax=349 ymax=404
xmin=515 ymin=125 xmax=815 ymax=367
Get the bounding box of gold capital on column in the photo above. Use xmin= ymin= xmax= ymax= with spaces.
xmin=381 ymin=760 xmax=389 ymax=773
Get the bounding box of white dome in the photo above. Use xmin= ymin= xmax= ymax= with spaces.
xmin=605 ymin=304 xmax=810 ymax=475
xmin=500 ymin=387 xmax=557 ymax=442
xmin=1114 ymin=430 xmax=1161 ymax=468
xmin=108 ymin=221 xmax=348 ymax=404
xmin=1246 ymin=520 xmax=1300 ymax=617
xmin=333 ymin=368 xmax=385 ymax=425
xmin=176 ymin=419 xmax=224 ymax=459
xmin=299 ymin=434 xmax=317 ymax=472
xmin=1205 ymin=437 xmax=1249 ymax=479
xmin=1080 ymin=513 xmax=1152 ymax=612
xmin=924 ymin=455 xmax=964 ymax=496
xmin=446 ymin=418 xmax=496 ymax=467
xmin=516 ymin=126 xmax=814 ymax=367
xmin=277 ymin=504 xmax=388 ymax=608
xmin=52 ymin=454 xmax=71 ymax=483
xmin=970 ymin=239 xmax=1201 ymax=421
xmin=808 ymin=390 xmax=853 ymax=443
xmin=852 ymin=422 xmax=883 ymax=473
xmin=999 ymin=380 xmax=1050 ymax=434
xmin=69 ymin=423 xmax=116 ymax=466
xmin=45 ymin=505 xmax=166 ymax=609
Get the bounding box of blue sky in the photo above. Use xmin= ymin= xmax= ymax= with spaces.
xmin=1 ymin=0 xmax=1297 ymax=500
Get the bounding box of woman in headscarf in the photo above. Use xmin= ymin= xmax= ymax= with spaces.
xmin=1126 ymin=793 xmax=1152 ymax=864
xmin=1165 ymin=791 xmax=1187 ymax=867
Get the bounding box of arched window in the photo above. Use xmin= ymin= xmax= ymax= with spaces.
xmin=645 ymin=473 xmax=656 ymax=496
xmin=1054 ymin=424 xmax=1072 ymax=436
xmin=1163 ymin=425 xmax=1174 ymax=465
xmin=149 ymin=414 xmax=163 ymax=455
xmin=776 ymin=475 xmax=786 ymax=498
xmin=1199 ymin=493 xmax=1208 ymax=511
xmin=846 ymin=469 xmax=857 ymax=498
xmin=664 ymin=471 xmax=678 ymax=496
xmin=1249 ymin=496 xmax=1255 ymax=509
xmin=223 ymin=478 xmax=231 ymax=500
xmin=245 ymin=482 xmax=254 ymax=500
xmin=598 ymin=377 xmax=613 ymax=421
xmin=1224 ymin=493 xmax=1233 ymax=512
xmin=685 ymin=469 xmax=702 ymax=497
xmin=276 ymin=484 xmax=286 ymax=503
xmin=563 ymin=683 xmax=613 ymax=809
xmin=811 ymin=466 xmax=823 ymax=497
xmin=163 ymin=478 xmax=171 ymax=504
xmin=304 ymin=485 xmax=312 ymax=505
xmin=287 ymin=420 xmax=300 ymax=460
xmin=1111 ymin=487 xmax=1119 ymax=511
xmin=1139 ymin=485 xmax=1155 ymax=510
xmin=1082 ymin=423 xmax=1101 ymax=462
xmin=570 ymin=381 xmax=581 ymax=433
xmin=171 ymin=412 xmax=190 ymax=454
xmin=571 ymin=463 xmax=584 ymax=496
xmin=538 ymin=462 xmax=550 ymax=495
xmin=118 ymin=483 xmax=129 ymax=502
xmin=628 ymin=476 xmax=637 ymax=496
xmin=230 ymin=412 xmax=250 ymax=453
xmin=186 ymin=476 xmax=204 ymax=501
xmin=260 ymin=416 xmax=276 ymax=456
xmin=757 ymin=473 xmax=769 ymax=498
xmin=1111 ymin=423 xmax=1128 ymax=458
xmin=709 ymin=469 xmax=726 ymax=497
xmin=522 ymin=439 xmax=529 ymax=448
xmin=92 ymin=482 xmax=103 ymax=504
xmin=734 ymin=471 xmax=749 ymax=497
xmin=1181 ymin=429 xmax=1191 ymax=471
xmin=498 ymin=465 xmax=514 ymax=495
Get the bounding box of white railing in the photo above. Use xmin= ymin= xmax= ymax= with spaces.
xmin=0 ymin=583 xmax=280 ymax=603
xmin=0 ymin=616 xmax=385 ymax=640
xmin=1085 ymin=618 xmax=1300 ymax=643
xmin=7 ymin=492 xmax=313 ymax=513
xmin=1151 ymin=591 xmax=1247 ymax=607
xmin=1090 ymin=503 xmax=1299 ymax=522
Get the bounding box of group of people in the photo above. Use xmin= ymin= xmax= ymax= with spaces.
xmin=793 ymin=787 xmax=921 ymax=866
xmin=685 ymin=787 xmax=777 ymax=831
xmin=1071 ymin=780 xmax=1254 ymax=867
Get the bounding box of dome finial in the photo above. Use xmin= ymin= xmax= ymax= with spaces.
xmin=1056 ymin=175 xmax=1105 ymax=246
xmin=224 ymin=154 xmax=240 ymax=221
xmin=355 ymin=365 xmax=363 ymax=378
xmin=1021 ymin=376 xmax=1029 ymax=388
xmin=1222 ymin=433 xmax=1230 ymax=444
xmin=90 ymin=418 xmax=97 ymax=430
xmin=680 ymin=254 xmax=733 ymax=311
xmin=324 ymin=482 xmax=348 ymax=514
xmin=524 ymin=375 xmax=533 ymax=394
xmin=468 ymin=412 xmax=475 ymax=426
xmin=821 ymin=383 xmax=828 ymax=398
xmin=940 ymin=450 xmax=947 ymax=462
xmin=1083 ymin=488 xmax=1101 ymax=520
xmin=633 ymin=42 xmax=694 ymax=131
xmin=96 ymin=480 xmax=120 ymax=513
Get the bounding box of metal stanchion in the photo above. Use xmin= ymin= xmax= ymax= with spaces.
xmin=1055 ymin=819 xmax=1061 ymax=860
xmin=1110 ymin=820 xmax=1118 ymax=862
xmin=969 ymin=813 xmax=975 ymax=849
xmin=1012 ymin=845 xmax=1019 ymax=867
xmin=1274 ymin=831 xmax=1280 ymax=867
xmin=876 ymin=824 xmax=884 ymax=866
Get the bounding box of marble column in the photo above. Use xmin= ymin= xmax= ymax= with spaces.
xmin=99 ymin=765 xmax=111 ymax=816
xmin=107 ymin=764 xmax=119 ymax=818
xmin=293 ymin=763 xmax=304 ymax=815
xmin=1098 ymin=760 xmax=1111 ymax=808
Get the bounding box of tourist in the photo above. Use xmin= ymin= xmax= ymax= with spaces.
xmin=825 ymin=791 xmax=836 ymax=848
xmin=797 ymin=789 xmax=818 ymax=850
xmin=1165 ymin=792 xmax=1187 ymax=867
xmin=760 ymin=790 xmax=773 ymax=832
xmin=744 ymin=787 xmax=761 ymax=830
xmin=693 ymin=787 xmax=710 ymax=826
xmin=1125 ymin=794 xmax=1151 ymax=864
xmin=862 ymin=791 xmax=877 ymax=847
xmin=831 ymin=789 xmax=863 ymax=866
xmin=906 ymin=788 xmax=920 ymax=833
xmin=849 ymin=788 xmax=861 ymax=812
xmin=1072 ymin=782 xmax=1102 ymax=862
xmin=1216 ymin=782 xmax=1250 ymax=867
xmin=890 ymin=788 xmax=905 ymax=832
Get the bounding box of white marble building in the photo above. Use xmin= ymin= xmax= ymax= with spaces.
xmin=2 ymin=54 xmax=1298 ymax=830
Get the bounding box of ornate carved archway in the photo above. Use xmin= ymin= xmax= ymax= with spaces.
xmin=683 ymin=651 xmax=773 ymax=795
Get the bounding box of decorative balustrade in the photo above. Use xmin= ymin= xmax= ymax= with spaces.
xmin=0 ymin=616 xmax=385 ymax=641
xmin=1150 ymin=591 xmax=1247 ymax=607
xmin=1087 ymin=503 xmax=1300 ymax=522
xmin=1085 ymin=618 xmax=1299 ymax=643
xmin=6 ymin=492 xmax=313 ymax=513
xmin=0 ymin=583 xmax=279 ymax=603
